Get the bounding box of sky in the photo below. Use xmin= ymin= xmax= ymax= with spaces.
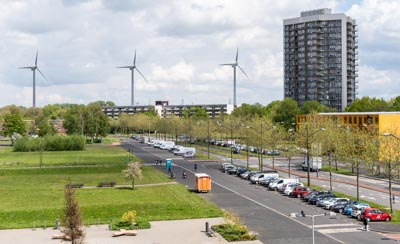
xmin=0 ymin=0 xmax=399 ymax=108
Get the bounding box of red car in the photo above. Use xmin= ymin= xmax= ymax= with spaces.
xmin=360 ymin=208 xmax=391 ymax=222
xmin=291 ymin=186 xmax=312 ymax=198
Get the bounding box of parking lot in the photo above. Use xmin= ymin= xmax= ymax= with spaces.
xmin=126 ymin=138 xmax=400 ymax=243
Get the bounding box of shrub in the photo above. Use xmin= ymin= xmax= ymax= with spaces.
xmin=13 ymin=135 xmax=86 ymax=152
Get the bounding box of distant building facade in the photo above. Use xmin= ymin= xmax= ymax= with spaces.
xmin=102 ymin=103 xmax=234 ymax=119
xmin=283 ymin=8 xmax=358 ymax=111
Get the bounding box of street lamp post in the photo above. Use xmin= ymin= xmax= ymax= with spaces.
xmin=290 ymin=211 xmax=336 ymax=244
xmin=260 ymin=122 xmax=264 ymax=171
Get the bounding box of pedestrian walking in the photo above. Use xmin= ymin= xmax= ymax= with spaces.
xmin=363 ymin=217 xmax=369 ymax=231
xmin=155 ymin=159 xmax=159 ymax=165
xmin=194 ymin=163 xmax=198 ymax=171
xmin=160 ymin=159 xmax=163 ymax=165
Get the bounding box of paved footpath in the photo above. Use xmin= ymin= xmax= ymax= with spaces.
xmin=0 ymin=218 xmax=262 ymax=244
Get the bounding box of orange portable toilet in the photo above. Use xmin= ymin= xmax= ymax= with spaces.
xmin=194 ymin=173 xmax=211 ymax=193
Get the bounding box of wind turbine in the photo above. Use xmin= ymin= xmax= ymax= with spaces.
xmin=117 ymin=50 xmax=148 ymax=106
xmin=19 ymin=50 xmax=47 ymax=108
xmin=220 ymin=48 xmax=249 ymax=107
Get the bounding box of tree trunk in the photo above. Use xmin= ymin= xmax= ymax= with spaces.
xmin=356 ymin=162 xmax=359 ymax=201
xmin=329 ymin=153 xmax=332 ymax=191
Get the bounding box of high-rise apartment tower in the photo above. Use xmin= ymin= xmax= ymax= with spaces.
xmin=283 ymin=8 xmax=358 ymax=111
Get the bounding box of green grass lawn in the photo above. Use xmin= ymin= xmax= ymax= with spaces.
xmin=0 ymin=144 xmax=130 ymax=167
xmin=0 ymin=145 xmax=223 ymax=229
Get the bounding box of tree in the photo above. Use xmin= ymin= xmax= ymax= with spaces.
xmin=62 ymin=185 xmax=84 ymax=243
xmin=123 ymin=162 xmax=142 ymax=189
xmin=389 ymin=96 xmax=400 ymax=111
xmin=36 ymin=115 xmax=57 ymax=136
xmin=345 ymin=96 xmax=390 ymax=112
xmin=300 ymin=100 xmax=325 ymax=114
xmin=1 ymin=113 xmax=26 ymax=137
xmin=272 ymin=98 xmax=300 ymax=129
xmin=379 ymin=128 xmax=400 ymax=213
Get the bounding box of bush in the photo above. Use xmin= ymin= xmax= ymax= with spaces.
xmin=212 ymin=223 xmax=257 ymax=242
xmin=114 ymin=217 xmax=150 ymax=230
xmin=13 ymin=135 xmax=86 ymax=152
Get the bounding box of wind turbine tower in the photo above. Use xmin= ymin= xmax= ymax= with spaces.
xmin=220 ymin=48 xmax=249 ymax=107
xmin=117 ymin=50 xmax=148 ymax=106
xmin=19 ymin=50 xmax=47 ymax=108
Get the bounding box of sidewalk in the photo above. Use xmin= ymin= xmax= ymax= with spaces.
xmin=0 ymin=218 xmax=263 ymax=244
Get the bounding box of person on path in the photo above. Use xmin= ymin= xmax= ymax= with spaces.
xmin=363 ymin=217 xmax=369 ymax=231
xmin=194 ymin=163 xmax=198 ymax=171
xmin=155 ymin=159 xmax=159 ymax=165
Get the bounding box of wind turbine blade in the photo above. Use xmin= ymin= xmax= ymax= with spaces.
xmin=133 ymin=50 xmax=136 ymax=66
xmin=135 ymin=67 xmax=148 ymax=83
xmin=35 ymin=50 xmax=38 ymax=66
xmin=237 ymin=65 xmax=249 ymax=79
xmin=19 ymin=66 xmax=35 ymax=69
xmin=36 ymin=67 xmax=48 ymax=81
xmin=235 ymin=48 xmax=238 ymax=64
xmin=116 ymin=66 xmax=133 ymax=69
xmin=219 ymin=63 xmax=235 ymax=66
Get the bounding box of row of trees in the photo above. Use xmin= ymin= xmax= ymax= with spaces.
xmin=114 ymin=112 xmax=399 ymax=213
xmin=1 ymin=95 xmax=400 ymax=139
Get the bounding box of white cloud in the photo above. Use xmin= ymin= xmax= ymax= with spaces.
xmin=0 ymin=0 xmax=399 ymax=108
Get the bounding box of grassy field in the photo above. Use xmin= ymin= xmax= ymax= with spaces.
xmin=0 ymin=145 xmax=223 ymax=229
xmin=0 ymin=144 xmax=130 ymax=167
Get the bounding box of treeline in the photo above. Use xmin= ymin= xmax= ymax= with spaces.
xmin=13 ymin=135 xmax=86 ymax=152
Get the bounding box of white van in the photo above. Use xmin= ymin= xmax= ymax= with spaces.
xmin=174 ymin=147 xmax=196 ymax=156
xmin=269 ymin=178 xmax=300 ymax=191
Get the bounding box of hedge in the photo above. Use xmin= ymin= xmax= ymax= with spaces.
xmin=13 ymin=135 xmax=86 ymax=152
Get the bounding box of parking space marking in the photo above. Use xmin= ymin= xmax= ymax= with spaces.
xmin=312 ymin=223 xmax=356 ymax=228
xmin=318 ymin=228 xmax=361 ymax=234
xmin=209 ymin=180 xmax=345 ymax=244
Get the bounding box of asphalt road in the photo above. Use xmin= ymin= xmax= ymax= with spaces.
xmin=122 ymin=139 xmax=398 ymax=244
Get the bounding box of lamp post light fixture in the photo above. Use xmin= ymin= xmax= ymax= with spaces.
xmin=290 ymin=211 xmax=336 ymax=244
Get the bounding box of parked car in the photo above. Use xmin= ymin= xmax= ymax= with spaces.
xmin=221 ymin=163 xmax=234 ymax=172
xmin=316 ymin=197 xmax=337 ymax=207
xmin=351 ymin=205 xmax=369 ymax=219
xmin=309 ymin=192 xmax=335 ymax=205
xmin=360 ymin=208 xmax=391 ymax=222
xmin=236 ymin=167 xmax=247 ymax=176
xmin=325 ymin=198 xmax=349 ymax=210
xmin=291 ymin=186 xmax=312 ymax=198
xmin=227 ymin=166 xmax=238 ymax=175
xmin=259 ymin=177 xmax=279 ymax=187
xmin=265 ymin=150 xmax=280 ymax=156
xmin=283 ymin=183 xmax=304 ymax=196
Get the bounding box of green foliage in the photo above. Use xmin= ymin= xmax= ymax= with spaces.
xmin=115 ymin=217 xmax=150 ymax=230
xmin=1 ymin=113 xmax=26 ymax=137
xmin=231 ymin=103 xmax=267 ymax=119
xmin=212 ymin=224 xmax=257 ymax=242
xmin=272 ymin=98 xmax=300 ymax=129
xmin=121 ymin=210 xmax=137 ymax=224
xmin=13 ymin=135 xmax=86 ymax=152
xmin=345 ymin=96 xmax=390 ymax=112
xmin=300 ymin=100 xmax=326 ymax=114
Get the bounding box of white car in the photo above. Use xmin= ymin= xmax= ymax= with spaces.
xmin=325 ymin=198 xmax=349 ymax=210
xmin=282 ymin=182 xmax=304 ymax=195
